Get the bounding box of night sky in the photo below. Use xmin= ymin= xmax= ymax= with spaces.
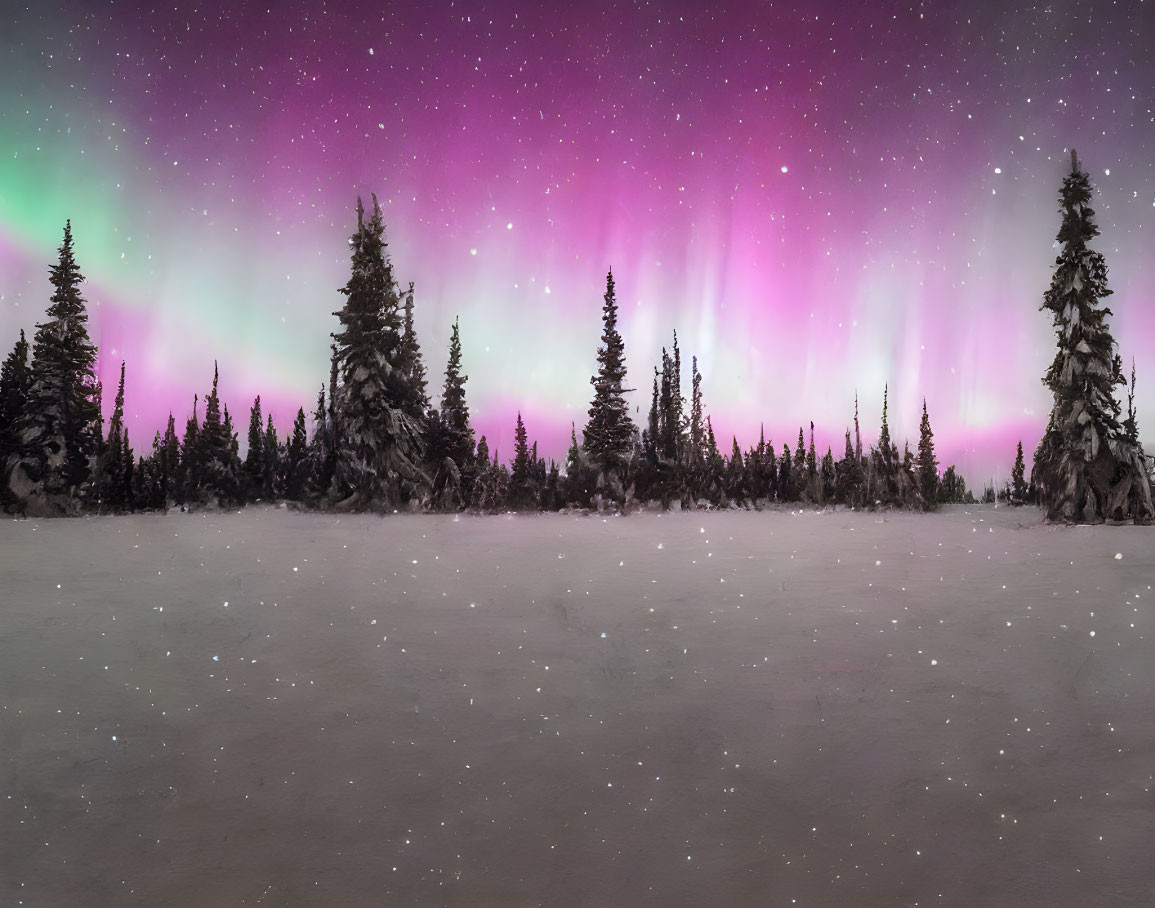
xmin=3 ymin=1 xmax=1154 ymax=482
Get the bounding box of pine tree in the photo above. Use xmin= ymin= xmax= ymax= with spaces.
xmin=440 ymin=317 xmax=475 ymax=466
xmin=509 ymin=411 xmax=533 ymax=509
xmin=689 ymin=356 xmax=704 ymax=466
xmin=727 ymin=437 xmax=746 ymax=502
xmin=0 ymin=329 xmax=32 ymax=475
xmin=285 ymin=407 xmax=308 ymax=499
xmin=244 ymin=396 xmax=265 ymax=499
xmin=102 ymin=361 xmax=131 ymax=509
xmin=400 ymin=281 xmax=430 ymax=418
xmin=162 ymin=412 xmax=179 ymax=505
xmin=793 ymin=428 xmax=806 ymax=498
xmin=583 ymin=270 xmax=634 ymax=488
xmin=1122 ymin=359 xmax=1140 ymax=444
xmin=872 ymin=385 xmax=899 ymax=505
xmin=331 ymin=195 xmax=428 ymax=509
xmin=917 ymin=398 xmax=939 ymax=510
xmin=181 ymin=395 xmax=200 ymax=502
xmin=8 ymin=222 xmax=104 ymax=512
xmin=644 ymin=370 xmax=660 ymax=463
xmin=820 ymin=446 xmax=836 ymax=504
xmin=263 ymin=414 xmax=280 ymax=498
xmin=1033 ymin=150 xmax=1153 ymax=523
xmin=1011 ymin=441 xmax=1028 ymax=503
xmin=778 ymin=437 xmax=796 ymax=502
xmin=704 ymin=416 xmax=725 ymax=503
xmin=806 ymin=421 xmax=818 ymax=500
xmin=836 ymin=427 xmax=864 ymax=507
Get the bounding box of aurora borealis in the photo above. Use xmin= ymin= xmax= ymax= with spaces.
xmin=2 ymin=2 xmax=1154 ymax=482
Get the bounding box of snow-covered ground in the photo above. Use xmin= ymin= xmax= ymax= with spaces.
xmin=1 ymin=505 xmax=1152 ymax=905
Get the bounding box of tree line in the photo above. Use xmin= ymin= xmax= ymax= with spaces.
xmin=2 ymin=153 xmax=1149 ymax=522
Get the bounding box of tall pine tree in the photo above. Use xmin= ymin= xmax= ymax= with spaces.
xmin=916 ymin=398 xmax=938 ymax=510
xmin=331 ymin=195 xmax=428 ymax=509
xmin=583 ymin=269 xmax=634 ymax=491
xmin=1033 ymin=150 xmax=1153 ymax=522
xmin=0 ymin=329 xmax=32 ymax=481
xmin=9 ymin=221 xmax=104 ymax=513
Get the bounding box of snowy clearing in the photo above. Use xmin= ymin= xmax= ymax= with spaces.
xmin=1 ymin=505 xmax=1153 ymax=904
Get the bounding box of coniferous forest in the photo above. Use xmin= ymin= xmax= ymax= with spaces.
xmin=1 ymin=154 xmax=1151 ymax=524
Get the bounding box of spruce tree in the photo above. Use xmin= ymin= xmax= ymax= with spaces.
xmin=400 ymin=281 xmax=430 ymax=418
xmin=331 ymin=196 xmax=427 ymax=509
xmin=778 ymin=438 xmax=796 ymax=502
xmin=793 ymin=428 xmax=806 ymax=498
xmin=1122 ymin=359 xmax=1140 ymax=444
xmin=263 ymin=414 xmax=280 ymax=498
xmin=9 ymin=222 xmax=104 ymax=511
xmin=583 ymin=270 xmax=634 ymax=487
xmin=102 ymin=361 xmax=131 ymax=509
xmin=837 ymin=427 xmax=864 ymax=507
xmin=440 ymin=317 xmax=475 ymax=466
xmin=872 ymin=385 xmax=899 ymax=505
xmin=194 ymin=364 xmax=239 ymax=504
xmin=181 ymin=395 xmax=200 ymax=502
xmin=244 ymin=396 xmax=264 ymax=498
xmin=1011 ymin=441 xmax=1028 ymax=503
xmin=704 ymin=416 xmax=725 ymax=503
xmin=0 ymin=329 xmax=31 ymax=472
xmin=162 ymin=412 xmax=179 ymax=504
xmin=727 ymin=437 xmax=746 ymax=502
xmin=509 ymin=411 xmax=532 ymax=509
xmin=285 ymin=407 xmax=308 ymax=499
xmin=689 ymin=356 xmax=704 ymax=466
xmin=1033 ymin=150 xmax=1153 ymax=522
xmin=820 ymin=446 xmax=836 ymax=504
xmin=917 ymin=398 xmax=939 ymax=510
xmin=806 ymin=421 xmax=818 ymax=499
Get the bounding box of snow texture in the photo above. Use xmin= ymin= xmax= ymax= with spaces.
xmin=1 ymin=505 xmax=1153 ymax=904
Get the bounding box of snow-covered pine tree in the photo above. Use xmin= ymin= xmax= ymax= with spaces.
xmin=331 ymin=196 xmax=428 ymax=510
xmin=689 ymin=356 xmax=704 ymax=466
xmin=427 ymin=317 xmax=475 ymax=509
xmin=509 ymin=411 xmax=534 ymax=509
xmin=564 ymin=423 xmax=596 ymax=506
xmin=181 ymin=395 xmax=200 ymax=502
xmin=836 ymin=427 xmax=863 ymax=507
xmin=872 ymin=385 xmax=899 ymax=506
xmin=917 ymin=398 xmax=939 ymax=510
xmin=400 ymin=281 xmax=431 ymax=418
xmin=0 ymin=329 xmax=31 ymax=469
xmin=765 ymin=438 xmax=779 ymax=502
xmin=583 ymin=270 xmax=634 ymax=500
xmin=162 ymin=412 xmax=179 ymax=505
xmin=440 ymin=317 xmax=475 ymax=467
xmin=792 ymin=428 xmax=806 ymax=500
xmin=820 ymin=446 xmax=836 ymax=504
xmin=1032 ymin=150 xmax=1153 ymax=523
xmin=806 ymin=421 xmax=818 ymax=500
xmin=1011 ymin=441 xmax=1028 ymax=503
xmin=285 ymin=407 xmax=308 ymax=499
xmin=244 ymin=396 xmax=264 ymax=499
xmin=1122 ymin=359 xmax=1139 ymax=444
xmin=191 ymin=363 xmax=239 ymax=505
xmin=8 ymin=222 xmax=104 ymax=514
xmin=727 ymin=437 xmax=745 ymax=502
xmin=778 ymin=437 xmax=796 ymax=502
xmin=263 ymin=414 xmax=280 ymax=498
xmin=704 ymin=416 xmax=725 ymax=504
xmin=101 ymin=361 xmax=132 ymax=510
